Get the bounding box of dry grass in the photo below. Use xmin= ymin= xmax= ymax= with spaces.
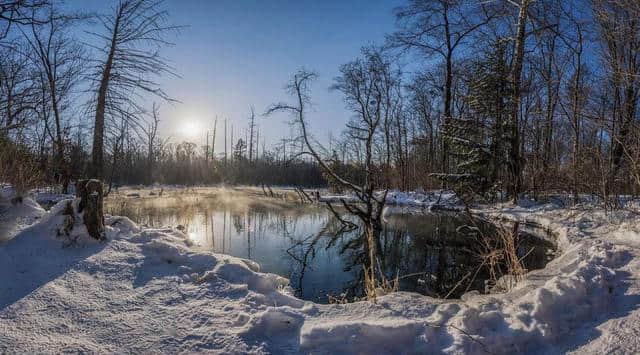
xmin=473 ymin=221 xmax=528 ymax=292
xmin=363 ymin=257 xmax=399 ymax=302
xmin=0 ymin=140 xmax=42 ymax=200
xmin=440 ymin=218 xmax=531 ymax=298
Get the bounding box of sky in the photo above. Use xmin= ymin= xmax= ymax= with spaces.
xmin=69 ymin=0 xmax=405 ymax=153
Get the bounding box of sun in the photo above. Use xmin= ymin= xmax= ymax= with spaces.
xmin=181 ymin=120 xmax=200 ymax=137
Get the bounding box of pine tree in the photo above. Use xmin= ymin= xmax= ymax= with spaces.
xmin=432 ymin=40 xmax=512 ymax=203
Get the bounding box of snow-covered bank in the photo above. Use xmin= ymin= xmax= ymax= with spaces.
xmin=0 ymin=192 xmax=639 ymax=354
xmin=320 ymin=189 xmax=461 ymax=210
xmin=0 ymin=185 xmax=45 ymax=244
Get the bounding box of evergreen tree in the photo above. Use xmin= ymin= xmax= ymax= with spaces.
xmin=432 ymin=40 xmax=512 ymax=203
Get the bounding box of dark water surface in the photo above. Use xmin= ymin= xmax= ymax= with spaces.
xmin=106 ymin=192 xmax=555 ymax=303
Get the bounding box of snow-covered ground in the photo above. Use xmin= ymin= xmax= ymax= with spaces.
xmin=0 ymin=185 xmax=46 ymax=244
xmin=1 ymin=187 xmax=639 ymax=354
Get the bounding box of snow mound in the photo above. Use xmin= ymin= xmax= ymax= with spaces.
xmin=0 ymin=196 xmax=44 ymax=244
xmin=300 ymin=318 xmax=433 ymax=354
xmin=0 ymin=209 xmax=311 ymax=353
xmin=294 ymin=241 xmax=624 ymax=354
xmin=35 ymin=198 xmax=104 ymax=247
xmin=1 ymin=194 xmax=639 ymax=353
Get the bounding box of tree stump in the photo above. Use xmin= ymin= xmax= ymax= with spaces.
xmin=76 ymin=179 xmax=105 ymax=240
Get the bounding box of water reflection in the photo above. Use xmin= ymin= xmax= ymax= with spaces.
xmin=106 ymin=195 xmax=555 ymax=303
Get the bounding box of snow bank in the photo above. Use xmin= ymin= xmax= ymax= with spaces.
xmin=320 ymin=189 xmax=460 ymax=210
xmin=0 ymin=194 xmax=44 ymax=244
xmin=0 ymin=199 xmax=310 ymax=353
xmin=0 ymin=184 xmax=74 ymax=208
xmin=0 ymin=193 xmax=638 ymax=353
xmin=293 ymin=239 xmax=624 ymax=354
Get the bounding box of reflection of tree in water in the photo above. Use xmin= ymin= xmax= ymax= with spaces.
xmin=379 ymin=219 xmax=479 ymax=298
xmin=231 ymin=213 xmax=244 ymax=233
xmin=288 ymin=213 xmax=555 ymax=301
xmin=288 ymin=216 xmax=455 ymax=300
xmin=284 ymin=216 xmax=356 ymax=299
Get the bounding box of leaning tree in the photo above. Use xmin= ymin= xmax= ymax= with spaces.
xmin=88 ymin=0 xmax=179 ymax=180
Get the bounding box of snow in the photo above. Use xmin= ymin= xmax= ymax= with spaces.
xmin=0 ymin=187 xmax=639 ymax=354
xmin=0 ymin=185 xmax=45 ymax=244
xmin=321 ymin=189 xmax=460 ymax=210
xmin=30 ymin=186 xmax=76 ymax=207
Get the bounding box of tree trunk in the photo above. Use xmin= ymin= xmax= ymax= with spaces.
xmin=90 ymin=10 xmax=121 ymax=180
xmin=608 ymin=85 xmax=637 ymax=194
xmin=77 ymin=179 xmax=105 ymax=241
xmin=508 ymin=0 xmax=530 ymax=201
xmin=441 ymin=3 xmax=453 ymax=177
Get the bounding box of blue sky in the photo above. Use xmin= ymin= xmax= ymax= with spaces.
xmin=70 ymin=0 xmax=404 ymax=153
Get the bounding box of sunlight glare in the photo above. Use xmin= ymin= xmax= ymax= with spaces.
xmin=181 ymin=120 xmax=200 ymax=137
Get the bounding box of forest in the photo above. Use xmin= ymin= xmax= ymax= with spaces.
xmin=0 ymin=0 xmax=638 ymax=207
xmin=2 ymin=1 xmax=640 ymax=353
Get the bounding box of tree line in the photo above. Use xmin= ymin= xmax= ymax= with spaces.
xmin=273 ymin=0 xmax=640 ymax=207
xmin=1 ymin=0 xmax=639 ymax=206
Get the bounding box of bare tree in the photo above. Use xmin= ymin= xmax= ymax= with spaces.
xmin=22 ymin=6 xmax=85 ymax=192
xmin=211 ymin=115 xmax=217 ymax=159
xmin=0 ymin=0 xmax=51 ymax=42
xmin=142 ymin=102 xmax=160 ymax=184
xmin=205 ymin=114 xmax=217 ymax=164
xmin=0 ymin=46 xmax=37 ymax=132
xmin=224 ymin=117 xmax=228 ymax=163
xmin=505 ymin=0 xmax=533 ymax=201
xmin=529 ymin=1 xmax=566 ymax=195
xmin=266 ymin=49 xmax=401 ymax=299
xmin=87 ymin=0 xmax=180 ymax=179
xmin=592 ymin=0 xmax=640 ymax=201
xmin=406 ymin=73 xmax=438 ymax=177
xmin=553 ymin=5 xmax=586 ymax=200
xmin=105 ymin=113 xmax=127 ymax=195
xmin=248 ymin=105 xmax=256 ymax=163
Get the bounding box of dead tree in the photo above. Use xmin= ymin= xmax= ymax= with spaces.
xmin=224 ymin=117 xmax=228 ymax=163
xmin=248 ymin=106 xmax=256 ymax=163
xmin=211 ymin=115 xmax=217 ymax=160
xmin=88 ymin=0 xmax=180 ymax=180
xmin=266 ymin=48 xmax=400 ymax=300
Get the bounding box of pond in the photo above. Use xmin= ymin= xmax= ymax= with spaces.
xmin=105 ymin=190 xmax=556 ymax=303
